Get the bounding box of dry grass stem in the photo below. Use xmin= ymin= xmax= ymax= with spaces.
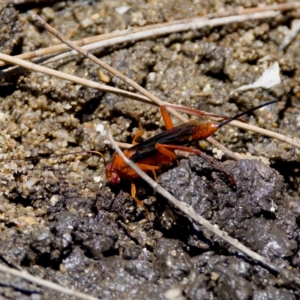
xmin=41 ymin=11 xmax=279 ymax=67
xmin=229 ymin=120 xmax=300 ymax=149
xmin=0 ymin=52 xmax=145 ymax=99
xmin=0 ymin=264 xmax=99 ymax=300
xmin=0 ymin=29 xmax=129 ymax=67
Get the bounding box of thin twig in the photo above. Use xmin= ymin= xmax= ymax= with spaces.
xmin=0 ymin=52 xmax=299 ymax=151
xmin=107 ymin=132 xmax=282 ymax=274
xmin=40 ymin=11 xmax=279 ymax=67
xmin=0 ymin=264 xmax=99 ymax=300
xmin=0 ymin=52 xmax=146 ymax=100
xmin=1 ymin=1 xmax=299 ymax=68
xmin=229 ymin=120 xmax=300 ymax=148
xmin=0 ymin=29 xmax=129 ymax=67
xmin=0 ymin=10 xmax=279 ymax=81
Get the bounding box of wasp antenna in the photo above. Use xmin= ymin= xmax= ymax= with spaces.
xmin=218 ymin=100 xmax=278 ymax=129
xmin=87 ymin=150 xmax=107 ymax=166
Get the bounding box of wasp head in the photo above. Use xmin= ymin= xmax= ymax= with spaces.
xmin=105 ymin=162 xmax=121 ymax=185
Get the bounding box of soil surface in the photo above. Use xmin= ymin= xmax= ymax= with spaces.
xmin=0 ymin=0 xmax=300 ymax=299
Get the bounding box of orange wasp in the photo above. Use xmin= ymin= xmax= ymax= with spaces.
xmin=105 ymin=100 xmax=277 ymax=212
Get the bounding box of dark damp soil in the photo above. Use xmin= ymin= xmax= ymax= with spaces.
xmin=0 ymin=1 xmax=300 ymax=299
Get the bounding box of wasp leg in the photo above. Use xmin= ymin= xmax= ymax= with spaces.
xmin=131 ymin=181 xmax=149 ymax=219
xmin=132 ymin=123 xmax=144 ymax=145
xmin=155 ymin=144 xmax=177 ymax=159
xmin=160 ymin=105 xmax=174 ymax=130
xmin=151 ymin=169 xmax=158 ymax=182
xmin=156 ymin=143 xmax=236 ymax=187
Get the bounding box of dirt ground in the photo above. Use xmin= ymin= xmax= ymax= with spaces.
xmin=0 ymin=0 xmax=300 ymax=299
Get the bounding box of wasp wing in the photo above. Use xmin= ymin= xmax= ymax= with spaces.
xmin=129 ymin=119 xmax=203 ymax=162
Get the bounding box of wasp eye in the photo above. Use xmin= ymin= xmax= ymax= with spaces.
xmin=110 ymin=173 xmax=120 ymax=185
